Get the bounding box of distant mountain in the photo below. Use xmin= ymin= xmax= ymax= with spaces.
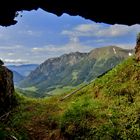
xmin=7 ymin=64 xmax=39 ymax=77
xmin=19 ymin=46 xmax=134 ymax=97
xmin=12 ymin=70 xmax=24 ymax=85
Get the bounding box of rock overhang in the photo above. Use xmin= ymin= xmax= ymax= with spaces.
xmin=0 ymin=0 xmax=140 ymax=26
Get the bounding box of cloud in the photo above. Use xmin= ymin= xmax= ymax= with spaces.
xmin=74 ymin=23 xmax=100 ymax=32
xmin=0 ymin=37 xmax=93 ymax=65
xmin=3 ymin=59 xmax=29 ymax=64
xmin=0 ymin=44 xmax=35 ymax=64
xmin=0 ymin=45 xmax=22 ymax=50
xmin=9 ymin=23 xmax=138 ymax=64
xmin=31 ymin=37 xmax=93 ymax=58
xmin=32 ymin=45 xmax=62 ymax=53
xmin=62 ymin=23 xmax=140 ymax=38
xmin=18 ymin=30 xmax=42 ymax=37
xmin=95 ymin=24 xmax=138 ymax=37
xmin=7 ymin=53 xmax=14 ymax=56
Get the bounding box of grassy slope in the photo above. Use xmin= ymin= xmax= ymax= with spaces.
xmin=1 ymin=57 xmax=140 ymax=139
xmin=17 ymin=85 xmax=82 ymax=98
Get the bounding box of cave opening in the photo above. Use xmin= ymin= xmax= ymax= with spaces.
xmin=1 ymin=5 xmax=140 ymax=140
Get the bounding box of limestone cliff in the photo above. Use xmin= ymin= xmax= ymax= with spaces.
xmin=0 ymin=62 xmax=15 ymax=115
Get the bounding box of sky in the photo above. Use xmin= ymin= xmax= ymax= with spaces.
xmin=0 ymin=9 xmax=140 ymax=65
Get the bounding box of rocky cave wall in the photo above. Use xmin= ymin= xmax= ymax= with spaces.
xmin=0 ymin=64 xmax=15 ymax=115
xmin=0 ymin=0 xmax=140 ymax=26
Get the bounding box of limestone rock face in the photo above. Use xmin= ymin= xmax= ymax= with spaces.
xmin=0 ymin=64 xmax=15 ymax=115
xmin=135 ymin=34 xmax=140 ymax=61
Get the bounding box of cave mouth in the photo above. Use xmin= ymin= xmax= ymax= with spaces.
xmin=0 ymin=9 xmax=139 ymax=66
xmin=0 ymin=1 xmax=140 ymax=26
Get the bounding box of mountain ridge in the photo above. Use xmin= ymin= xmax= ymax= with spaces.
xmin=7 ymin=64 xmax=38 ymax=77
xmin=12 ymin=70 xmax=24 ymax=85
xmin=19 ymin=46 xmax=134 ymax=97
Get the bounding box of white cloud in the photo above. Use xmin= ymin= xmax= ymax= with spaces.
xmin=0 ymin=38 xmax=93 ymax=65
xmin=7 ymin=53 xmax=14 ymax=56
xmin=0 ymin=45 xmax=23 ymax=50
xmin=31 ymin=37 xmax=93 ymax=58
xmin=62 ymin=23 xmax=140 ymax=38
xmin=74 ymin=23 xmax=100 ymax=32
xmin=3 ymin=59 xmax=29 ymax=64
xmin=18 ymin=30 xmax=42 ymax=37
xmin=27 ymin=30 xmax=34 ymax=35
xmin=0 ymin=41 xmax=135 ymax=65
xmin=69 ymin=36 xmax=79 ymax=43
xmin=96 ymin=24 xmax=137 ymax=37
xmin=32 ymin=45 xmax=60 ymax=53
xmin=0 ymin=44 xmax=35 ymax=64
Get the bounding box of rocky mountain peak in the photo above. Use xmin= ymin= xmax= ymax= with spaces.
xmin=88 ymin=46 xmax=133 ymax=60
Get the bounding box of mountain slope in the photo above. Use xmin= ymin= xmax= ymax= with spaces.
xmin=19 ymin=46 xmax=133 ymax=97
xmin=19 ymin=52 xmax=88 ymax=91
xmin=1 ymin=57 xmax=140 ymax=139
xmin=7 ymin=64 xmax=38 ymax=77
xmin=12 ymin=70 xmax=24 ymax=85
xmin=59 ymin=56 xmax=140 ymax=140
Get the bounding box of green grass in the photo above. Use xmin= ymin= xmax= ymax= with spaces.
xmin=72 ymin=71 xmax=78 ymax=80
xmin=18 ymin=84 xmax=84 ymax=98
xmin=44 ymin=86 xmax=75 ymax=96
xmin=22 ymin=86 xmax=38 ymax=92
xmin=1 ymin=57 xmax=140 ymax=139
